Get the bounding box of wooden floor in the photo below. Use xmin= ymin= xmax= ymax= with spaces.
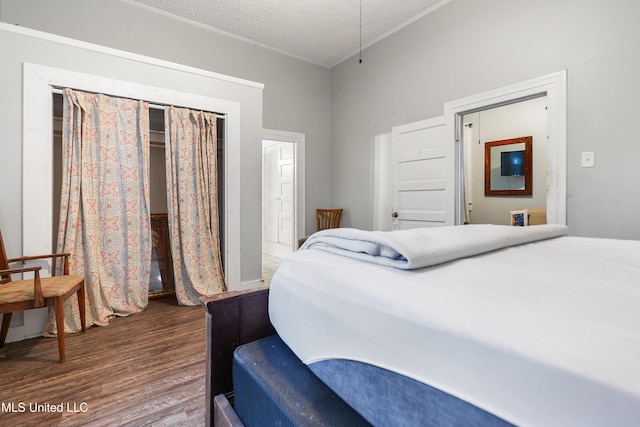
xmin=0 ymin=296 xmax=207 ymax=426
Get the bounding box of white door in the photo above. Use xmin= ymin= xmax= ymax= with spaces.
xmin=391 ymin=115 xmax=453 ymax=229
xmin=263 ymin=141 xmax=295 ymax=257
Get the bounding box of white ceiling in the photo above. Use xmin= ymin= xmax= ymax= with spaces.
xmin=125 ymin=0 xmax=449 ymax=68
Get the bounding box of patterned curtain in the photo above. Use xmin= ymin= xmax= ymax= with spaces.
xmin=165 ymin=106 xmax=226 ymax=305
xmin=54 ymin=88 xmax=152 ymax=332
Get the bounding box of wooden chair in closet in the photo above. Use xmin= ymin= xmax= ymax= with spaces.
xmin=316 ymin=209 xmax=343 ymax=231
xmin=0 ymin=230 xmax=86 ymax=362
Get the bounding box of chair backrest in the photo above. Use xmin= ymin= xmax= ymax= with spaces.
xmin=317 ymin=209 xmax=343 ymax=231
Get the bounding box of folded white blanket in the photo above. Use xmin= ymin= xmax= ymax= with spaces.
xmin=300 ymin=224 xmax=569 ymax=270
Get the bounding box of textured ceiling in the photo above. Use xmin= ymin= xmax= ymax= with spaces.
xmin=125 ymin=0 xmax=449 ymax=67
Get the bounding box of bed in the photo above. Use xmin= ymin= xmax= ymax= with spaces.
xmin=203 ymin=224 xmax=640 ymax=426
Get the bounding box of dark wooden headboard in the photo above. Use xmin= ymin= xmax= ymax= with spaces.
xmin=201 ymin=287 xmax=275 ymax=426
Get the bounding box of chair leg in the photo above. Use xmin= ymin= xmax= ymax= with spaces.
xmin=0 ymin=312 xmax=12 ymax=347
xmin=78 ymin=280 xmax=86 ymax=332
xmin=54 ymin=296 xmax=66 ymax=362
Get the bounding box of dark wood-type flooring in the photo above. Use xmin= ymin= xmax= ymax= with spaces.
xmin=0 ymin=296 xmax=207 ymax=426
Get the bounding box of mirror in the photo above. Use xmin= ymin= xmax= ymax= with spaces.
xmin=484 ymin=136 xmax=532 ymax=196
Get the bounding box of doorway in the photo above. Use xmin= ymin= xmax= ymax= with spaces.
xmin=371 ymin=71 xmax=566 ymax=231
xmin=461 ymin=95 xmax=548 ymax=225
xmin=262 ymin=139 xmax=295 ymax=258
xmin=52 ymin=93 xmax=225 ymax=297
xmin=446 ymin=70 xmax=567 ymax=225
xmin=17 ymin=63 xmax=243 ymax=344
xmin=261 ymin=129 xmax=305 ymax=284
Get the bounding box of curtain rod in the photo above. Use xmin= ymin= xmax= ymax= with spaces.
xmin=51 ymin=87 xmax=225 ymax=117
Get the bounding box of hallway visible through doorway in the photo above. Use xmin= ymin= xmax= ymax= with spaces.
xmin=261 ymin=129 xmax=305 ymax=285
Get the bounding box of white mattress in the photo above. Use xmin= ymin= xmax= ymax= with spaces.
xmin=268 ymin=235 xmax=640 ymax=427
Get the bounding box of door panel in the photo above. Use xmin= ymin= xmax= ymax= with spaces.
xmin=392 ymin=116 xmax=452 ymax=230
xmin=279 ymin=162 xmax=294 ymax=245
xmin=265 ymin=147 xmax=280 ymax=242
xmin=399 ymin=157 xmax=446 ymax=184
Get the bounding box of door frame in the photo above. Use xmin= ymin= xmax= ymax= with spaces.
xmin=18 ymin=63 xmax=244 ymax=341
xmin=262 ymin=129 xmax=306 ymax=256
xmin=444 ymin=70 xmax=567 ymax=225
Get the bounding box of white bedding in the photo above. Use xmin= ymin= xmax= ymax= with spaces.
xmin=300 ymin=223 xmax=568 ymax=269
xmin=269 ymin=229 xmax=640 ymax=427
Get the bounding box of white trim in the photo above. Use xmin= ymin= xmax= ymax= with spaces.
xmin=262 ymin=128 xmax=306 ymax=244
xmin=22 ymin=63 xmax=242 ymax=299
xmin=444 ymin=71 xmax=567 ymax=225
xmin=1 ymin=22 xmax=263 ymax=89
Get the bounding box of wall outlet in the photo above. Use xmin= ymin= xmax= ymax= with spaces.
xmin=581 ymin=151 xmax=595 ymax=168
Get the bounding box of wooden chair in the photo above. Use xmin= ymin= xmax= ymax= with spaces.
xmin=0 ymin=230 xmax=86 ymax=362
xmin=297 ymin=209 xmax=344 ymax=248
xmin=317 ymin=209 xmax=343 ymax=231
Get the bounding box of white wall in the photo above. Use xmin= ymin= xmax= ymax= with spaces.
xmin=331 ymin=0 xmax=640 ymax=239
xmin=0 ymin=0 xmax=332 ymax=284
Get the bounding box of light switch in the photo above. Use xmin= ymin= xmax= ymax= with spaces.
xmin=581 ymin=151 xmax=595 ymax=168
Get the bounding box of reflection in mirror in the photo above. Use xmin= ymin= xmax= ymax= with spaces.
xmin=484 ymin=136 xmax=532 ymax=196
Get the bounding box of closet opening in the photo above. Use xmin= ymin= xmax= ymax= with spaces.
xmin=52 ymin=92 xmax=226 ymax=297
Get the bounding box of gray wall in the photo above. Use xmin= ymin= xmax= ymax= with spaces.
xmin=3 ymin=0 xmax=639 ymax=258
xmin=0 ymin=0 xmax=332 ymax=283
xmin=331 ymin=0 xmax=640 ymax=239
